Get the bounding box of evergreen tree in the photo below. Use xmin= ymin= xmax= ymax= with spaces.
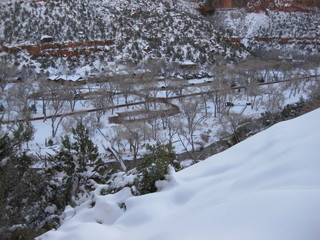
xmin=48 ymin=121 xmax=106 ymax=206
xmin=0 ymin=122 xmax=50 ymax=239
xmin=137 ymin=142 xmax=180 ymax=194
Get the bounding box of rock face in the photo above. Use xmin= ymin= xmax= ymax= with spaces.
xmin=204 ymin=0 xmax=320 ymax=10
xmin=0 ymin=40 xmax=115 ymax=58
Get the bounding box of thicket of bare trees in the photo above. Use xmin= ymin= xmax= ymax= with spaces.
xmin=1 ymin=55 xmax=318 ymax=162
xmin=0 ymin=60 xmax=17 ymax=93
xmin=179 ymin=98 xmax=206 ymax=153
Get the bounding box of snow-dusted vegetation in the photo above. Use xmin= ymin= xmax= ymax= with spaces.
xmin=211 ymin=8 xmax=320 ymax=54
xmin=1 ymin=56 xmax=319 ymax=161
xmin=1 ymin=52 xmax=320 ymax=238
xmin=0 ymin=0 xmax=247 ymax=74
xmin=38 ymin=106 xmax=320 ymax=240
xmin=0 ymin=0 xmax=320 ymax=238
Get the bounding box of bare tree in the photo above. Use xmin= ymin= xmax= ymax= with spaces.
xmin=111 ymin=125 xmax=127 ymax=154
xmin=209 ymin=77 xmax=229 ymax=117
xmin=246 ymin=80 xmax=263 ymax=110
xmin=288 ymin=78 xmax=302 ymax=98
xmin=263 ymin=85 xmax=285 ymax=113
xmin=161 ymin=76 xmax=177 ymax=98
xmin=45 ymin=83 xmax=67 ymax=137
xmin=141 ymin=73 xmax=159 ymax=110
xmin=218 ymin=112 xmax=248 ymax=144
xmin=3 ymin=80 xmax=36 ymax=122
xmin=120 ymin=123 xmax=151 ymax=166
xmin=89 ymin=90 xmax=112 ymax=123
xmin=135 ymin=73 xmax=157 ymax=112
xmin=62 ymin=114 xmax=102 ymax=137
xmin=37 ymin=79 xmax=54 ymax=118
xmin=161 ymin=115 xmax=180 ymax=143
xmin=0 ymin=60 xmax=18 ymax=93
xmin=200 ymin=85 xmax=211 ymax=115
xmin=108 ymin=74 xmax=123 ymax=106
xmin=64 ymin=87 xmax=83 ymax=112
xmin=179 ymin=98 xmax=206 ymax=152
xmin=12 ymin=83 xmax=34 ymax=119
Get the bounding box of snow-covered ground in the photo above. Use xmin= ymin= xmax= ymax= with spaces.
xmin=211 ymin=8 xmax=320 ymax=55
xmin=1 ymin=74 xmax=317 ymax=164
xmin=38 ymin=107 xmax=320 ymax=240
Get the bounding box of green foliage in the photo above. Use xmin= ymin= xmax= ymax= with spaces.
xmin=13 ymin=122 xmax=34 ymax=147
xmin=0 ymin=122 xmax=34 ymax=159
xmin=48 ymin=121 xmax=106 ymax=206
xmin=261 ymin=99 xmax=306 ymax=127
xmin=227 ymin=132 xmax=241 ymax=147
xmin=136 ymin=142 xmax=180 ymax=194
xmin=0 ymin=133 xmax=11 ymax=161
xmin=0 ymin=122 xmax=51 ymax=239
xmin=72 ymin=122 xmax=100 ymax=168
xmin=59 ymin=121 xmax=103 ymax=172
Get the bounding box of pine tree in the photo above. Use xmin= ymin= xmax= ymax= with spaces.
xmin=0 ymin=122 xmax=49 ymax=239
xmin=137 ymin=142 xmax=180 ymax=194
xmin=49 ymin=121 xmax=106 ymax=206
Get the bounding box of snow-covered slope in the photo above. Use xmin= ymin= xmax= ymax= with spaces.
xmin=0 ymin=0 xmax=247 ymax=73
xmin=39 ymin=108 xmax=320 ymax=240
xmin=210 ymin=8 xmax=320 ymax=55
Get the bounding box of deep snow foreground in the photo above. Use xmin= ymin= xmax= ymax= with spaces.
xmin=39 ymin=109 xmax=320 ymax=240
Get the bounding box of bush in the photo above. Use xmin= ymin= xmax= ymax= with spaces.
xmin=0 ymin=123 xmax=50 ymax=239
xmin=136 ymin=142 xmax=180 ymax=194
xmin=47 ymin=121 xmax=107 ymax=207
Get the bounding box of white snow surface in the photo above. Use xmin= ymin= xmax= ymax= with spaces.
xmin=39 ymin=108 xmax=320 ymax=240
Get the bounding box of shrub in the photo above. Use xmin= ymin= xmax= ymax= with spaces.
xmin=136 ymin=142 xmax=180 ymax=194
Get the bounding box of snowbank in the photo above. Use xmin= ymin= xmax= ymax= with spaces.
xmin=39 ymin=108 xmax=320 ymax=240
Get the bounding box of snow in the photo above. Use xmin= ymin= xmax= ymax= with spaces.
xmin=180 ymin=60 xmax=196 ymax=65
xmin=38 ymin=108 xmax=320 ymax=240
xmin=48 ymin=75 xmax=84 ymax=81
xmin=212 ymin=8 xmax=320 ymax=55
xmin=45 ymin=205 xmax=57 ymax=214
xmin=243 ymin=12 xmax=270 ymax=37
xmin=41 ymin=35 xmax=53 ymax=40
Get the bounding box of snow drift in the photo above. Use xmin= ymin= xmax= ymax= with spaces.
xmin=39 ymin=108 xmax=320 ymax=240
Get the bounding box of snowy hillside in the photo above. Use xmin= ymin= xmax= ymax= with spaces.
xmin=1 ymin=0 xmax=318 ymax=74
xmin=210 ymin=8 xmax=320 ymax=55
xmin=0 ymin=0 xmax=247 ymax=73
xmin=39 ymin=108 xmax=320 ymax=240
